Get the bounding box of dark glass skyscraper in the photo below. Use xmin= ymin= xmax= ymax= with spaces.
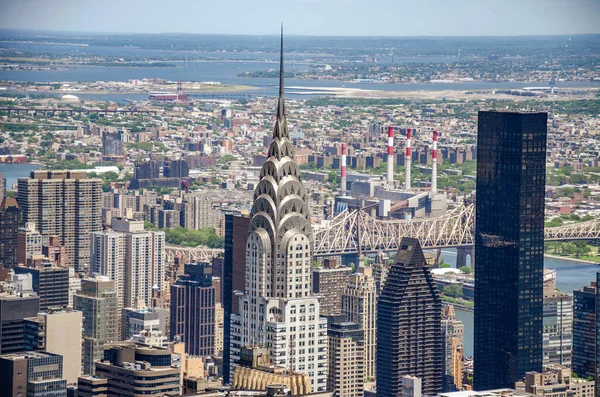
xmin=474 ymin=110 xmax=547 ymax=390
xmin=376 ymin=237 xmax=442 ymax=396
xmin=572 ymin=274 xmax=598 ymax=388
xmin=170 ymin=262 xmax=215 ymax=357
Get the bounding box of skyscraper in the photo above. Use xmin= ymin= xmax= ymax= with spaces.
xmin=17 ymin=170 xmax=102 ymax=273
xmin=474 ymin=110 xmax=547 ymax=390
xmin=73 ymin=276 xmax=119 ymax=375
xmin=90 ymin=218 xmax=165 ymax=310
xmin=543 ymin=285 xmax=572 ymax=367
xmin=313 ymin=259 xmax=352 ymax=316
xmin=223 ymin=211 xmax=250 ymax=382
xmin=0 ymin=197 xmax=22 ymax=268
xmin=170 ymin=262 xmax=216 ymax=357
xmin=342 ymin=265 xmax=377 ymax=381
xmin=376 ymin=237 xmax=442 ymax=396
xmin=0 ymin=293 xmax=39 ymax=354
xmin=572 ymin=275 xmax=597 ymax=388
xmin=327 ymin=318 xmax=365 ymax=397
xmin=230 ymin=30 xmax=328 ymax=392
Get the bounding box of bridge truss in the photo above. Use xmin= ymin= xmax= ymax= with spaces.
xmin=165 ymin=202 xmax=600 ymax=262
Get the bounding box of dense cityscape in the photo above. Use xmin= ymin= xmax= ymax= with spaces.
xmin=0 ymin=5 xmax=600 ymax=397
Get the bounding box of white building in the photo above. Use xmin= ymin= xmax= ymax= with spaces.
xmin=90 ymin=218 xmax=165 ymax=310
xmin=230 ymin=48 xmax=328 ymax=393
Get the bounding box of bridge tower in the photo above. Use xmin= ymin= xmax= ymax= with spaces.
xmin=456 ymin=246 xmax=474 ymax=270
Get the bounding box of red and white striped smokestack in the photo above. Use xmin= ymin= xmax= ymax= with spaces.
xmin=340 ymin=143 xmax=347 ymax=196
xmin=432 ymin=130 xmax=438 ymax=194
xmin=387 ymin=126 xmax=394 ymax=185
xmin=405 ymin=128 xmax=411 ymax=190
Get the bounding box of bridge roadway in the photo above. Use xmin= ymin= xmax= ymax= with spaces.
xmin=0 ymin=107 xmax=158 ymax=116
xmin=166 ymin=203 xmax=600 ymax=266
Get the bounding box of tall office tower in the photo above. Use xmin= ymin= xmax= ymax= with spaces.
xmin=223 ymin=212 xmax=250 ymax=382
xmin=14 ymin=263 xmax=69 ymax=311
xmin=17 ymin=222 xmax=43 ymax=265
xmin=342 ymin=265 xmax=377 ymax=380
xmin=474 ymin=110 xmax=547 ymax=390
xmin=122 ymin=307 xmax=168 ymax=341
xmin=313 ymin=260 xmax=352 ymax=316
xmin=91 ymin=218 xmax=165 ymax=310
xmin=0 ymin=293 xmax=39 ymax=354
xmin=17 ymin=170 xmax=102 ymax=273
xmin=73 ymin=276 xmax=119 ymax=375
xmin=442 ymin=306 xmax=465 ymax=392
xmin=376 ymin=238 xmax=442 ymax=396
xmin=327 ymin=319 xmax=365 ymax=397
xmin=543 ymin=285 xmax=573 ymax=367
xmin=230 ymin=32 xmax=328 ymax=392
xmin=23 ymin=309 xmax=83 ymax=384
xmin=81 ymin=342 xmax=181 ymax=397
xmin=573 ymin=276 xmax=598 ymax=386
xmin=0 ymin=351 xmax=67 ymax=397
xmin=170 ymin=262 xmax=215 ymax=357
xmin=0 ymin=197 xmax=22 ymax=268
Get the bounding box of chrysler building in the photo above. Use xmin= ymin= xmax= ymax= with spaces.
xmin=230 ymin=28 xmax=328 ymax=392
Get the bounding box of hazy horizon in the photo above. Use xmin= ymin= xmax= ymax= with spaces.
xmin=0 ymin=0 xmax=599 ymax=37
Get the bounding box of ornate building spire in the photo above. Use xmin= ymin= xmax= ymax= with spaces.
xmin=274 ymin=25 xmax=288 ymax=139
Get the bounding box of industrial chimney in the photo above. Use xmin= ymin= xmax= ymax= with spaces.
xmin=432 ymin=130 xmax=438 ymax=194
xmin=387 ymin=126 xmax=394 ymax=186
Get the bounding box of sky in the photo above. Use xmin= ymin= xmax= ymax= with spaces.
xmin=0 ymin=0 xmax=599 ymax=36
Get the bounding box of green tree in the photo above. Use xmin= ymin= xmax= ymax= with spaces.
xmin=459 ymin=266 xmax=472 ymax=274
xmin=443 ymin=284 xmax=463 ymax=298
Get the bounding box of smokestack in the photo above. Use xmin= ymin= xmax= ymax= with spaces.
xmin=405 ymin=128 xmax=411 ymax=190
xmin=387 ymin=126 xmax=394 ymax=185
xmin=340 ymin=143 xmax=347 ymax=196
xmin=432 ymin=130 xmax=438 ymax=194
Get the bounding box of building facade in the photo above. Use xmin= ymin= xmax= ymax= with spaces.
xmin=543 ymin=286 xmax=573 ymax=367
xmin=0 ymin=351 xmax=67 ymax=397
xmin=223 ymin=211 xmax=250 ymax=382
xmin=0 ymin=293 xmax=40 ymax=354
xmin=230 ymin=38 xmax=328 ymax=392
xmin=170 ymin=262 xmax=216 ymax=357
xmin=327 ymin=319 xmax=364 ymax=397
xmin=313 ymin=260 xmax=352 ymax=316
xmin=17 ymin=222 xmax=42 ymax=266
xmin=376 ymin=237 xmax=443 ymax=396
xmin=342 ymin=265 xmax=377 ymax=381
xmin=23 ymin=309 xmax=83 ymax=384
xmin=474 ymin=111 xmax=547 ymax=390
xmin=90 ymin=218 xmax=165 ymax=310
xmin=73 ymin=277 xmax=119 ymax=375
xmin=0 ymin=197 xmax=22 ymax=268
xmin=573 ymin=277 xmax=597 ymax=387
xmin=14 ymin=264 xmax=69 ymax=311
xmin=17 ymin=170 xmax=102 ymax=273
xmin=442 ymin=305 xmax=464 ymax=392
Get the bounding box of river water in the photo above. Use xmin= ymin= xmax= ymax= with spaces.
xmin=0 ymin=162 xmax=41 ymax=190
xmin=440 ymin=249 xmax=600 ymax=358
